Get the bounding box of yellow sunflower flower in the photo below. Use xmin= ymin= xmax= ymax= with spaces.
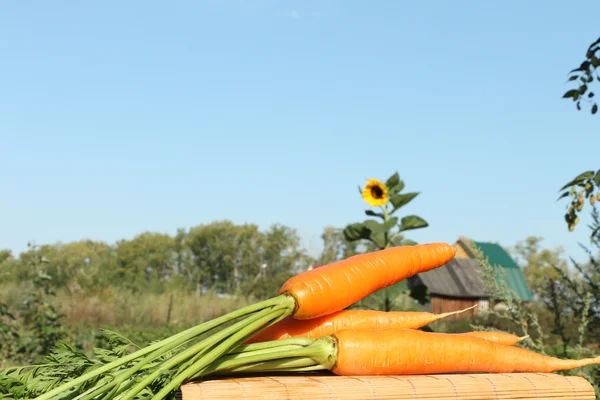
xmin=361 ymin=178 xmax=389 ymax=207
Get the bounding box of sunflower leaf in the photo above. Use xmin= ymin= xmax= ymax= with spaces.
xmin=387 ymin=183 xmax=404 ymax=196
xmin=398 ymin=216 xmax=428 ymax=232
xmin=384 ymin=217 xmax=398 ymax=231
xmin=367 ymin=232 xmax=386 ymax=249
xmin=365 ymin=210 xmax=384 ymax=219
xmin=386 ymin=173 xmax=405 ymax=195
xmin=363 ymin=220 xmax=386 ymax=234
xmin=385 ymin=172 xmax=400 ymax=189
xmin=390 ymin=192 xmax=419 ymax=211
xmin=343 ymin=223 xmax=372 ymax=242
xmin=400 ymin=239 xmax=418 ymax=246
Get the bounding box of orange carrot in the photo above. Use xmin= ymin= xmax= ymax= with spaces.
xmin=461 ymin=330 xmax=528 ymax=346
xmin=279 ymin=242 xmax=456 ymax=319
xmin=209 ymin=328 xmax=599 ymax=377
xmin=331 ymin=329 xmax=600 ymax=375
xmin=245 ymin=305 xmax=476 ymax=344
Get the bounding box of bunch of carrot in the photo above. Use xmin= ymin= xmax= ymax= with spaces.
xmin=30 ymin=242 xmax=599 ymax=400
xmin=209 ymin=242 xmax=599 ymax=379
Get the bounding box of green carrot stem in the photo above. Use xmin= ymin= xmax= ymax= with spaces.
xmin=121 ymin=303 xmax=293 ymax=400
xmin=223 ymin=362 xmax=326 ymax=374
xmin=215 ymin=356 xmax=320 ymax=373
xmin=77 ymin=320 xmax=226 ymax=400
xmin=150 ymin=306 xmax=292 ymax=400
xmin=228 ymin=337 xmax=314 ymax=354
xmin=206 ymin=344 xmax=319 ymax=371
xmin=33 ymin=294 xmax=292 ymax=400
xmin=73 ymin=376 xmax=126 ymax=400
xmin=183 ymin=304 xmax=297 ymax=370
xmin=222 ymin=344 xmax=311 ymax=361
xmin=117 ymin=307 xmax=285 ymax=400
xmin=202 ymin=336 xmax=337 ymax=376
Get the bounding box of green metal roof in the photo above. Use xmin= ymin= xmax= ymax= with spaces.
xmin=471 ymin=240 xmax=533 ymax=302
xmin=471 ymin=241 xmax=520 ymax=268
xmin=493 ymin=265 xmax=533 ymax=302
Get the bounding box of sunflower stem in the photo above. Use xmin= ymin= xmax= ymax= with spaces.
xmin=383 ymin=205 xmax=390 ymax=249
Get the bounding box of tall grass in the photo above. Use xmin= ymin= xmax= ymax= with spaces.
xmin=0 ymin=283 xmax=251 ymax=361
xmin=1 ymin=283 xmax=249 ymax=329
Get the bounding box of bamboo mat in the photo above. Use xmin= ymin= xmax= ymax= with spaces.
xmin=178 ymin=372 xmax=596 ymax=400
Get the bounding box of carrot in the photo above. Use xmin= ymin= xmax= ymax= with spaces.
xmin=208 ymin=328 xmax=600 ymax=378
xmin=280 ymin=242 xmax=456 ymax=319
xmin=245 ymin=305 xmax=476 ymax=344
xmin=461 ymin=331 xmax=528 ymax=346
xmin=331 ymin=329 xmax=600 ymax=375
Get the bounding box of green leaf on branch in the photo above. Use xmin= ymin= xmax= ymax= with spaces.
xmin=591 ymin=226 xmax=600 ymax=242
xmin=593 ymin=104 xmax=598 ymax=114
xmin=387 ymin=182 xmax=405 ymax=195
xmin=563 ymin=89 xmax=580 ymax=99
xmin=401 ymin=239 xmax=418 ymax=246
xmin=364 ymin=220 xmax=386 ymax=234
xmin=368 ymin=232 xmax=387 ymax=249
xmin=399 ymin=215 xmax=429 ymax=232
xmin=390 ymin=192 xmax=419 ymax=211
xmin=386 ymin=172 xmax=405 ymax=195
xmin=343 ymin=223 xmax=371 ymax=242
xmin=593 ymin=170 xmax=600 ymax=186
xmin=557 ymin=191 xmax=570 ymax=201
xmin=384 ymin=217 xmax=398 ymax=231
xmin=559 ymin=171 xmax=596 ymax=191
xmin=386 ymin=172 xmax=400 ymax=188
xmin=365 ymin=210 xmax=384 ymax=219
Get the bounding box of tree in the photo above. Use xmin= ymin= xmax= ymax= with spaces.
xmin=563 ymin=37 xmax=600 ymax=115
xmin=558 ymin=171 xmax=600 ymax=236
xmin=0 ymin=250 xmax=16 ymax=282
xmin=560 ymin=36 xmax=600 ymax=236
xmin=317 ymin=226 xmax=359 ymax=266
xmin=185 ymin=221 xmax=244 ymax=294
xmin=509 ymin=236 xmax=568 ymax=298
xmin=115 ymin=233 xmax=176 ymax=287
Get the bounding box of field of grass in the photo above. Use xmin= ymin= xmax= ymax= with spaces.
xmin=0 ymin=283 xmax=251 ymax=358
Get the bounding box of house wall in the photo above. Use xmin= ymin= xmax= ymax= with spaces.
xmin=431 ymin=295 xmax=485 ymax=318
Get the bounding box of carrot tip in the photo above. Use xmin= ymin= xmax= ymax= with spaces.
xmin=518 ymin=335 xmax=530 ymax=342
xmin=436 ymin=304 xmax=477 ymax=319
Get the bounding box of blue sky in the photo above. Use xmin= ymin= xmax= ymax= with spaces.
xmin=1 ymin=1 xmax=599 ymax=264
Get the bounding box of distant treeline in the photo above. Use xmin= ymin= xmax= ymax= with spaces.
xmin=0 ymin=221 xmax=366 ymax=300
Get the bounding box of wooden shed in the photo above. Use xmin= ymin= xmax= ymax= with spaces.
xmin=407 ymin=258 xmax=491 ymax=317
xmin=454 ymin=236 xmax=533 ymax=303
xmin=408 ymin=237 xmax=533 ymax=318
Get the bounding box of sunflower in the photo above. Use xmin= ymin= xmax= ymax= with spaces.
xmin=361 ymin=178 xmax=389 ymax=207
